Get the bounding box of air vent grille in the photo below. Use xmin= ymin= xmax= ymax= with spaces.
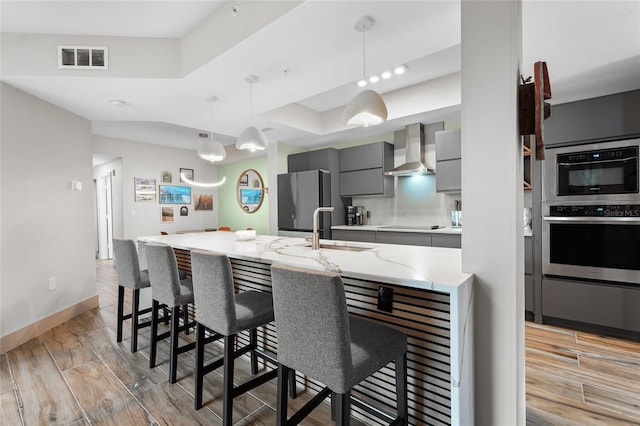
xmin=58 ymin=46 xmax=108 ymax=70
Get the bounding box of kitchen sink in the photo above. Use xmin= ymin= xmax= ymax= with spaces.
xmin=302 ymin=243 xmax=372 ymax=252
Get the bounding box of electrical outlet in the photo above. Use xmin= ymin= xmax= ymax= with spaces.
xmin=377 ymin=286 xmax=393 ymax=313
xmin=48 ymin=277 xmax=56 ymax=291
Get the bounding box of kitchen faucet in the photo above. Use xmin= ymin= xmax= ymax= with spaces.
xmin=312 ymin=207 xmax=334 ymax=250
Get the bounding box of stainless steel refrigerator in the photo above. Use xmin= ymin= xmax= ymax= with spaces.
xmin=277 ymin=170 xmax=332 ymax=237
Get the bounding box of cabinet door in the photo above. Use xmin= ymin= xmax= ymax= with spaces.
xmin=435 ymin=159 xmax=462 ymax=193
xmin=287 ymin=152 xmax=308 ymax=173
xmin=277 ymin=173 xmax=296 ymax=229
xmin=375 ymin=231 xmax=431 ymax=246
xmin=431 ymin=233 xmax=461 ymax=248
xmin=525 ymin=275 xmax=533 ymax=312
xmin=542 ymin=277 xmax=640 ymax=332
xmin=295 ymin=170 xmax=321 ymax=231
xmin=525 ymin=236 xmax=533 ymax=275
xmin=340 ymin=169 xmax=384 ymax=196
xmin=307 ymin=149 xmax=334 ymax=171
xmin=332 ymin=229 xmax=376 ymax=243
xmin=339 ymin=143 xmax=384 ymax=172
xmin=435 ymin=128 xmax=461 ymax=161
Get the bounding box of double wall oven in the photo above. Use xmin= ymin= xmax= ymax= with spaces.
xmin=542 ymin=138 xmax=640 ymax=285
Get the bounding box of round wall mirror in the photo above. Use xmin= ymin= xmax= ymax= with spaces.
xmin=236 ymin=169 xmax=264 ymax=213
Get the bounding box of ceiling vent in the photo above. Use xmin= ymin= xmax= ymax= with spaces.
xmin=58 ymin=46 xmax=108 ymax=70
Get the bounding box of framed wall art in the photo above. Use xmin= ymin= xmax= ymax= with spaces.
xmin=161 ymin=206 xmax=175 ymax=222
xmin=180 ymin=168 xmax=194 ymax=182
xmin=194 ymin=194 xmax=213 ymax=211
xmin=159 ymin=185 xmax=191 ymax=204
xmin=134 ymin=177 xmax=156 ymax=202
xmin=161 ymin=170 xmax=172 ymax=183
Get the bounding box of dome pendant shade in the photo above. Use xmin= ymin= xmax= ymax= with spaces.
xmin=196 ymin=132 xmax=226 ymax=162
xmin=343 ymin=89 xmax=388 ymax=127
xmin=236 ymin=126 xmax=268 ymax=152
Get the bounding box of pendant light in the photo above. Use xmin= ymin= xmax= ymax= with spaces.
xmin=236 ymin=75 xmax=269 ymax=152
xmin=197 ymin=96 xmax=226 ymax=162
xmin=343 ymin=16 xmax=388 ymax=127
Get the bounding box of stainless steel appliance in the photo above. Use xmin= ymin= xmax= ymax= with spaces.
xmin=543 ymin=138 xmax=639 ymax=204
xmin=542 ymin=138 xmax=640 ymax=284
xmin=278 ymin=170 xmax=331 ymax=237
xmin=355 ymin=206 xmax=367 ymax=225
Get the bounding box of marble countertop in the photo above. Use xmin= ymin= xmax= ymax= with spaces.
xmin=139 ymin=232 xmax=473 ymax=294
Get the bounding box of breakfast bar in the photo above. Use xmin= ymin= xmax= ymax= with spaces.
xmin=139 ymin=232 xmax=474 ymax=426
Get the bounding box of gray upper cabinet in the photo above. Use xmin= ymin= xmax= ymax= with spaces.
xmin=435 ymin=128 xmax=462 ymax=193
xmin=339 ymin=142 xmax=394 ymax=196
xmin=288 ymin=149 xmax=335 ymax=172
xmin=545 ymin=89 xmax=640 ymax=147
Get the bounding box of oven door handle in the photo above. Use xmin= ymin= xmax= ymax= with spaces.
xmin=543 ymin=216 xmax=640 ymax=224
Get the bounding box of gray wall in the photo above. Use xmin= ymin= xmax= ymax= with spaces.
xmin=1 ymin=83 xmax=96 ymax=337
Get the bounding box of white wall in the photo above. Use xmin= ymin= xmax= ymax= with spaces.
xmin=93 ymin=135 xmax=220 ymax=239
xmin=1 ymin=83 xmax=96 ymax=338
xmin=461 ymin=1 xmax=524 ymax=424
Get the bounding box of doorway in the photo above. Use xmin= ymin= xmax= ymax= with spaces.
xmin=95 ymin=173 xmax=113 ymax=259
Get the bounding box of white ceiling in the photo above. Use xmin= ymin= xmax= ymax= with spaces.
xmin=1 ymin=1 xmax=639 ymax=166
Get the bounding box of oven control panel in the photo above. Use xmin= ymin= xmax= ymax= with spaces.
xmin=550 ymin=204 xmax=640 ymax=217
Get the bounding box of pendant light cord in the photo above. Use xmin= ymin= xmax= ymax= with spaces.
xmin=362 ymin=28 xmax=367 ymax=81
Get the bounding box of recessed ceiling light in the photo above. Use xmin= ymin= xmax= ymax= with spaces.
xmin=381 ymin=71 xmax=392 ymax=79
xmin=394 ymin=65 xmax=407 ymax=75
xmin=369 ymin=75 xmax=379 ymax=83
xmin=357 ymin=80 xmax=367 ymax=87
xmin=109 ymin=99 xmax=127 ymax=107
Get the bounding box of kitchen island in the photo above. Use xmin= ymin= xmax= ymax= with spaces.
xmin=139 ymin=232 xmax=474 ymax=426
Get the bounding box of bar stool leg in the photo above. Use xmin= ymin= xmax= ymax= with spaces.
xmin=194 ymin=323 xmax=205 ymax=410
xmin=116 ymin=285 xmax=125 ymax=343
xmin=396 ymin=353 xmax=408 ymax=425
xmin=249 ymin=328 xmax=258 ymax=375
xmin=335 ymin=391 xmax=351 ymax=426
xmin=130 ymin=289 xmax=140 ymax=353
xmin=183 ymin=305 xmax=190 ymax=335
xmin=149 ymin=300 xmax=159 ymax=368
xmin=223 ymin=334 xmax=236 ymax=426
xmin=169 ymin=306 xmax=180 ymax=384
xmin=276 ymin=364 xmax=291 ymax=426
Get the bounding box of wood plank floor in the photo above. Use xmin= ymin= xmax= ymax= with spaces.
xmin=1 ymin=260 xmax=639 ymax=425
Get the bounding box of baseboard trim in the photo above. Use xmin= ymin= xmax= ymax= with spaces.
xmin=0 ymin=295 xmax=100 ymax=354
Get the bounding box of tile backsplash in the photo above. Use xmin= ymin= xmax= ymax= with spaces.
xmin=352 ymin=174 xmax=460 ymax=228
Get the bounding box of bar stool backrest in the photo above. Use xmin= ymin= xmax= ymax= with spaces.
xmin=270 ymin=263 xmax=353 ymax=392
xmin=112 ymin=238 xmax=145 ymax=289
xmin=190 ymin=250 xmax=238 ymax=335
xmin=145 ymin=243 xmax=183 ymax=306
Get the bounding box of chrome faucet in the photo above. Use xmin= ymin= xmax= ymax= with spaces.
xmin=312 ymin=207 xmax=334 ymax=250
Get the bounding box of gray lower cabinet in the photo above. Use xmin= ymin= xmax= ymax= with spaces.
xmin=331 ymin=229 xmax=376 ymax=243
xmin=525 ymin=236 xmax=533 ymax=313
xmin=542 ymin=277 xmax=640 ymax=333
xmin=375 ymin=231 xmax=431 ymax=246
xmin=431 ymin=233 xmax=461 ymax=248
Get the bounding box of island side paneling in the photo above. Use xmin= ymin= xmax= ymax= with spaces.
xmin=174 ymin=249 xmax=454 ymax=425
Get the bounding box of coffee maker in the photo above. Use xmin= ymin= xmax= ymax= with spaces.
xmin=346 ymin=206 xmax=356 ymax=226
xmin=346 ymin=206 xmax=367 ymax=225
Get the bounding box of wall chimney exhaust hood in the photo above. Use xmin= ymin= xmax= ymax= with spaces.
xmin=385 ymin=123 xmax=435 ymax=176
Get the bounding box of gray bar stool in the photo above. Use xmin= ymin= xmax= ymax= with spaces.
xmin=112 ymin=238 xmax=152 ymax=353
xmin=145 ymin=243 xmax=197 ymax=384
xmin=190 ymin=250 xmax=279 ymax=425
xmin=270 ymin=263 xmax=408 ymax=426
